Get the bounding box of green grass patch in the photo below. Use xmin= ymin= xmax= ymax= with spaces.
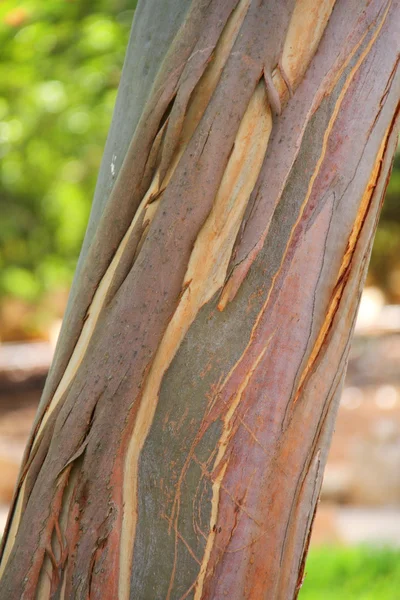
xmin=299 ymin=546 xmax=400 ymax=600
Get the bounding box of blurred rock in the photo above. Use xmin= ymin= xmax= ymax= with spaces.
xmin=312 ymin=504 xmax=400 ymax=547
xmin=321 ymin=464 xmax=352 ymax=503
xmin=355 ymin=287 xmax=385 ymax=333
xmin=347 ymin=335 xmax=400 ymax=387
xmin=311 ymin=503 xmax=342 ymax=546
xmin=336 ymin=507 xmax=400 ymax=547
xmin=349 ymin=418 xmax=400 ymax=505
xmin=0 ymin=341 xmax=53 ymax=389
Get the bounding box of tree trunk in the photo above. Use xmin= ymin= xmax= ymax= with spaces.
xmin=1 ymin=1 xmax=399 ymax=598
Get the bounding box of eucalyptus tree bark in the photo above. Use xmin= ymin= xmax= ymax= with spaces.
xmin=1 ymin=1 xmax=399 ymax=598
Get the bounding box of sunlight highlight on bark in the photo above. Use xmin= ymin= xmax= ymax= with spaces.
xmin=119 ymin=79 xmax=272 ymax=600
xmin=294 ymin=125 xmax=391 ymax=403
xmin=193 ymin=340 xmax=272 ymax=600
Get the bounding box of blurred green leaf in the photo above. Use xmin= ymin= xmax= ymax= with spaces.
xmin=0 ymin=0 xmax=398 ymax=338
xmin=0 ymin=0 xmax=134 ymax=315
xmin=300 ymin=546 xmax=400 ymax=600
xmin=2 ymin=266 xmax=41 ymax=301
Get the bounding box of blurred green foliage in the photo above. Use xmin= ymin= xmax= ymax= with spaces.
xmin=0 ymin=0 xmax=134 ymax=306
xmin=0 ymin=1 xmax=399 ymax=337
xmin=369 ymin=152 xmax=400 ymax=300
xmin=300 ymin=545 xmax=400 ymax=600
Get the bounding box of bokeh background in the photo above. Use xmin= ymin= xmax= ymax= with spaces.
xmin=0 ymin=2 xmax=400 ymax=597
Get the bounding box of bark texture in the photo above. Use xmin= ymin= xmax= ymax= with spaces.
xmin=1 ymin=0 xmax=399 ymax=598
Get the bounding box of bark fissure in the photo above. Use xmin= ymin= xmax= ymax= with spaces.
xmin=293 ymin=117 xmax=395 ymax=407
xmin=0 ymin=1 xmax=399 ymax=598
xmin=218 ymin=0 xmax=390 ymax=309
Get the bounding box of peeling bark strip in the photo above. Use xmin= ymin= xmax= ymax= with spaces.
xmin=0 ymin=1 xmax=399 ymax=599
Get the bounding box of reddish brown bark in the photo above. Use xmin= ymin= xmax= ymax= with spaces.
xmin=0 ymin=1 xmax=399 ymax=599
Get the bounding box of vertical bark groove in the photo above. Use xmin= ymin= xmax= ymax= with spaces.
xmin=0 ymin=1 xmax=399 ymax=599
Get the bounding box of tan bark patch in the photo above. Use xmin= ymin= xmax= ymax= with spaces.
xmin=119 ymin=78 xmax=272 ymax=600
